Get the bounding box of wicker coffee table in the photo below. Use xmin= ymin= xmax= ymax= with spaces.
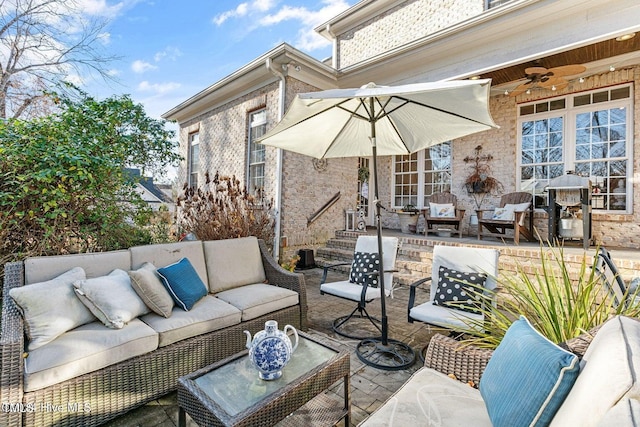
xmin=177 ymin=331 xmax=350 ymax=427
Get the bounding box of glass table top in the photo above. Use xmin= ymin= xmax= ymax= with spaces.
xmin=194 ymin=335 xmax=338 ymax=417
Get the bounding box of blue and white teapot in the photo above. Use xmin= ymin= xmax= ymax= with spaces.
xmin=244 ymin=320 xmax=299 ymax=380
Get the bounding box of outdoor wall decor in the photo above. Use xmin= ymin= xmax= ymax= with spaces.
xmin=463 ymin=145 xmax=502 ymax=195
xmin=312 ymin=158 xmax=328 ymax=172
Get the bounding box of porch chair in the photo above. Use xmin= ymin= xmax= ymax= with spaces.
xmin=320 ymin=235 xmax=399 ymax=339
xmin=595 ymin=247 xmax=640 ymax=309
xmin=408 ymin=245 xmax=500 ymax=332
xmin=476 ymin=191 xmax=535 ymax=244
xmin=423 ymin=191 xmax=466 ymax=238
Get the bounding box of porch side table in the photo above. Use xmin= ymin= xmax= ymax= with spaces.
xmin=177 ymin=331 xmax=350 ymax=427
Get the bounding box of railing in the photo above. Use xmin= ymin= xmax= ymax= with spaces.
xmin=307 ymin=192 xmax=341 ymax=226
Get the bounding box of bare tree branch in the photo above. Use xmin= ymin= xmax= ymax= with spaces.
xmin=0 ymin=0 xmax=120 ymax=118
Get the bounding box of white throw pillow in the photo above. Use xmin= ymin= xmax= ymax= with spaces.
xmin=9 ymin=267 xmax=96 ymax=351
xmin=74 ymin=269 xmax=150 ymax=329
xmin=492 ymin=205 xmax=516 ymax=221
xmin=505 ymin=202 xmax=531 ymax=225
xmin=430 ymin=203 xmax=455 ymax=218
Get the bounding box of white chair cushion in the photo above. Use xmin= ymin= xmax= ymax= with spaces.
xmin=216 ymin=283 xmax=299 ymax=321
xmin=597 ymin=399 xmax=640 ymax=427
xmin=24 ymin=319 xmax=158 ymax=392
xmin=409 ymin=301 xmax=483 ymax=330
xmin=550 ymin=316 xmax=640 ymax=427
xmin=321 ymin=280 xmax=391 ymax=302
xmin=204 ymin=237 xmax=266 ymax=293
xmin=359 ymin=367 xmax=491 ymax=427
xmin=140 ymin=295 xmax=241 ymax=347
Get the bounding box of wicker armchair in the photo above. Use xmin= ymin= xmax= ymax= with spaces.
xmin=476 ymin=191 xmax=535 ymax=244
xmin=423 ymin=192 xmax=466 ymax=238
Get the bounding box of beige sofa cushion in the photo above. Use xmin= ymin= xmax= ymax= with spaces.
xmin=24 ymin=319 xmax=158 ymax=392
xmin=10 ymin=267 xmax=95 ymax=351
xmin=140 ymin=295 xmax=241 ymax=347
xmin=130 ymin=241 xmax=208 ymax=291
xmin=204 ymin=237 xmax=266 ymax=293
xmin=359 ymin=367 xmax=491 ymax=426
xmin=551 ymin=316 xmax=640 ymax=426
xmin=24 ymin=250 xmax=131 ymax=284
xmin=216 ymin=284 xmax=299 ymax=321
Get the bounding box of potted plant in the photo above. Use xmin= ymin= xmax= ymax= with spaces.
xmin=454 ymin=245 xmax=640 ymax=350
xmin=358 ymin=165 xmax=370 ymax=183
xmin=397 ymin=204 xmax=420 ymax=233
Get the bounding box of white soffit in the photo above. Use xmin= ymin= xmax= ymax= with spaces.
xmin=163 ymin=44 xmax=337 ymax=123
xmin=337 ymin=0 xmax=640 ymax=87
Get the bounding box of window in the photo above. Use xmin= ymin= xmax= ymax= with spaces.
xmin=393 ymin=142 xmax=452 ymax=208
xmin=518 ymin=85 xmax=633 ymax=212
xmin=247 ymin=109 xmax=267 ymax=199
xmin=188 ymin=132 xmax=199 ymax=189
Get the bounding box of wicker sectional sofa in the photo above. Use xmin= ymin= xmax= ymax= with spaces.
xmin=361 ymin=315 xmax=640 ymax=426
xmin=1 ymin=237 xmax=307 ymax=427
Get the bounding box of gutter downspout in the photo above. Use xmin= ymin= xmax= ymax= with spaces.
xmin=266 ymin=57 xmax=285 ymax=261
xmin=325 ymin=24 xmax=338 ymax=69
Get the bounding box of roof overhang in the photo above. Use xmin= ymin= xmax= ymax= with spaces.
xmin=162 ymin=43 xmax=338 ymax=123
xmin=331 ymin=0 xmax=640 ymax=89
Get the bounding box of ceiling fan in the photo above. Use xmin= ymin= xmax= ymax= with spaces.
xmin=509 ymin=64 xmax=586 ymax=96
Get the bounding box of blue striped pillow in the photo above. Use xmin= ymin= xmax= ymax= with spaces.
xmin=157 ymin=258 xmax=207 ymax=311
xmin=479 ymin=316 xmax=580 ymax=427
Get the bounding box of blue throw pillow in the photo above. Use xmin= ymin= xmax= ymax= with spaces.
xmin=479 ymin=316 xmax=580 ymax=427
xmin=157 ymin=258 xmax=207 ymax=311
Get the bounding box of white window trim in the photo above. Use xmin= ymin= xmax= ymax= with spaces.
xmin=187 ymin=131 xmax=199 ymax=189
xmin=247 ymin=109 xmax=267 ymax=198
xmin=391 ymin=144 xmax=452 ymax=209
xmin=517 ymin=84 xmax=634 ymax=214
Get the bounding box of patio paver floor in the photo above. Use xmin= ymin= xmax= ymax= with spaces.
xmin=103 ymin=267 xmax=437 ymax=427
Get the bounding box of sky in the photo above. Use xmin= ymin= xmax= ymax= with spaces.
xmin=83 ymin=0 xmax=354 ymax=121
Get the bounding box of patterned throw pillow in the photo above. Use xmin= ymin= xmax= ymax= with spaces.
xmin=349 ymin=251 xmax=381 ymax=288
xmin=433 ymin=265 xmax=487 ymax=313
xmin=492 ymin=206 xmax=516 ymax=221
xmin=429 ymin=202 xmax=455 ymax=218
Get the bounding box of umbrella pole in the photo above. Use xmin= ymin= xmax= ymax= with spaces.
xmin=355 ymin=98 xmax=415 ymax=371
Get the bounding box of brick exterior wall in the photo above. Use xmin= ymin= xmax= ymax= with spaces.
xmin=337 ymin=0 xmax=484 ymax=68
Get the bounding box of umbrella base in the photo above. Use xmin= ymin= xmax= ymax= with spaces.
xmin=356 ymin=337 xmax=416 ymax=371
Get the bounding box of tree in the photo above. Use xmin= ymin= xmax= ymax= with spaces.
xmin=0 ymin=90 xmax=181 ymax=259
xmin=0 ymin=0 xmax=117 ymax=119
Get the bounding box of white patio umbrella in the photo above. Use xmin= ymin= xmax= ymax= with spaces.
xmin=259 ymin=80 xmax=498 ymax=369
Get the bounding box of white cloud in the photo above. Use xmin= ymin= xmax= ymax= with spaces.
xmin=213 ymin=0 xmax=279 ymax=25
xmin=154 ymin=46 xmax=182 ymax=62
xmin=77 ymin=0 xmax=127 ymax=18
xmin=214 ymin=0 xmax=351 ymax=52
xmin=137 ymin=81 xmax=181 ymax=94
xmin=132 ymin=60 xmax=157 ymax=73
xmin=97 ymin=32 xmax=112 ymax=46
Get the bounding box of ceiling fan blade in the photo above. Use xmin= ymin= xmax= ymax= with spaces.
xmin=549 ymin=64 xmax=586 ymax=77
xmin=524 ymin=66 xmax=549 ymax=75
xmin=538 ymin=76 xmax=566 ymax=88
xmin=509 ymin=83 xmax=529 ymax=97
